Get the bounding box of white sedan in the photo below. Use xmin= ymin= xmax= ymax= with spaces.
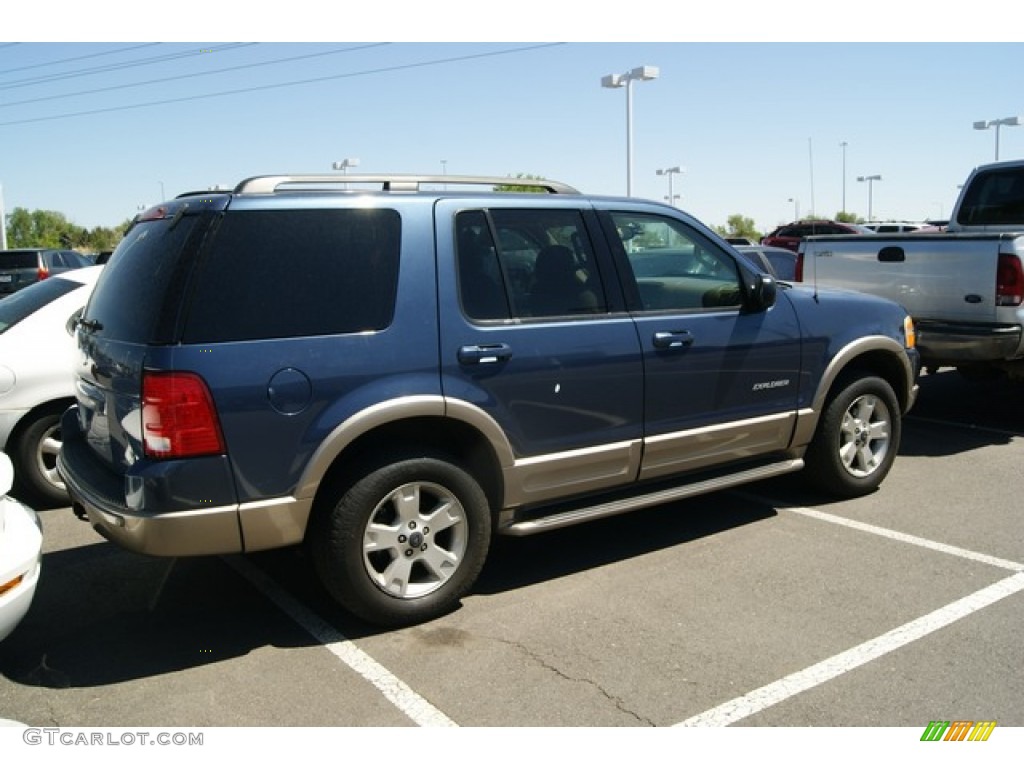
xmin=0 ymin=266 xmax=103 ymax=505
xmin=0 ymin=451 xmax=42 ymax=642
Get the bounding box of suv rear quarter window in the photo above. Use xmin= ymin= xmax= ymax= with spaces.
xmin=183 ymin=208 xmax=401 ymax=343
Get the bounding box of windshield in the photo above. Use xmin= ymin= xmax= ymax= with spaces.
xmin=0 ymin=276 xmax=81 ymax=334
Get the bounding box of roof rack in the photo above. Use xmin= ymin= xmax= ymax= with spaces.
xmin=233 ymin=174 xmax=580 ymax=195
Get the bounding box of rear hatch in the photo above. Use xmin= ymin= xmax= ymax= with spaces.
xmin=73 ymin=203 xmax=221 ymax=473
xmin=0 ymin=250 xmax=40 ymax=294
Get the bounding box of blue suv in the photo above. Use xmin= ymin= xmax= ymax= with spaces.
xmin=58 ymin=174 xmax=919 ymax=626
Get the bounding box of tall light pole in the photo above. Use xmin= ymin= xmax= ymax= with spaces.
xmin=973 ymin=116 xmax=1021 ymax=161
xmin=839 ymin=141 xmax=848 ymax=214
xmin=332 ymin=158 xmax=360 ymax=173
xmin=788 ymin=197 xmax=800 ymax=221
xmin=656 ymin=166 xmax=684 ymax=206
xmin=857 ymin=175 xmax=882 ymax=220
xmin=601 ymin=65 xmax=659 ymax=196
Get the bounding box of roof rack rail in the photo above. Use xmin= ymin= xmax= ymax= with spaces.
xmin=233 ymin=174 xmax=580 ymax=195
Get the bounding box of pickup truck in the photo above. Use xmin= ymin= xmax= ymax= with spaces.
xmin=797 ymin=159 xmax=1024 ymax=379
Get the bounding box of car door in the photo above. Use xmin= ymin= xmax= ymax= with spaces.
xmin=436 ymin=201 xmax=644 ymax=505
xmin=598 ymin=208 xmax=804 ymax=481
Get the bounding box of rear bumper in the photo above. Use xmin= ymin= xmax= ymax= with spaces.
xmin=57 ymin=409 xmax=311 ymax=557
xmin=914 ymin=321 xmax=1023 ymax=365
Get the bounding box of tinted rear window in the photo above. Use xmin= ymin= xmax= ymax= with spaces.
xmin=957 ymin=167 xmax=1024 ymax=226
xmin=182 ymin=208 xmax=401 ymax=343
xmin=0 ymin=275 xmax=81 ymax=334
xmin=82 ymin=215 xmax=203 ymax=343
xmin=0 ymin=251 xmax=38 ymax=269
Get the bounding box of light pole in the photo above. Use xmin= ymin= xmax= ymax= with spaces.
xmin=656 ymin=166 xmax=683 ymax=206
xmin=839 ymin=141 xmax=848 ymax=214
xmin=857 ymin=175 xmax=882 ymax=220
xmin=601 ymin=65 xmax=659 ymax=196
xmin=973 ymin=116 xmax=1021 ymax=161
xmin=332 ymin=158 xmax=360 ymax=173
xmin=788 ymin=197 xmax=800 ymax=221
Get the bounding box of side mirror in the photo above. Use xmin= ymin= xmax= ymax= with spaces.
xmin=748 ymin=273 xmax=777 ymax=311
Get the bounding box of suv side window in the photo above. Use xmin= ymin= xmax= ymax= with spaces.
xmin=455 ymin=208 xmax=607 ymax=320
xmin=184 ymin=208 xmax=401 ymax=343
xmin=608 ymin=212 xmax=742 ymax=311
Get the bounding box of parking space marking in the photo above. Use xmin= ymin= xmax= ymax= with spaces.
xmin=782 ymin=505 xmax=1024 ymax=572
xmin=224 ymin=555 xmax=458 ymax=727
xmin=677 ymin=570 xmax=1024 ymax=727
xmin=677 ymin=498 xmax=1024 ymax=726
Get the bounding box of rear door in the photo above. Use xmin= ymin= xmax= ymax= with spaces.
xmin=436 ymin=200 xmax=644 ymax=503
xmin=0 ymin=251 xmax=39 ymax=294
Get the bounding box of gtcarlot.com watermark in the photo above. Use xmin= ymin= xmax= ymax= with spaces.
xmin=23 ymin=728 xmax=203 ymax=747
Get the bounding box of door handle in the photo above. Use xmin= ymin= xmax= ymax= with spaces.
xmin=653 ymin=331 xmax=694 ymax=350
xmin=457 ymin=343 xmax=512 ymax=365
xmin=878 ymin=246 xmax=905 ymax=262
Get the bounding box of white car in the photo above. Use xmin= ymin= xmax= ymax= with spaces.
xmin=0 ymin=451 xmax=42 ymax=642
xmin=0 ymin=266 xmax=103 ymax=505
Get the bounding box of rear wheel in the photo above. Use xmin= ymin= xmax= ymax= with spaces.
xmin=804 ymin=375 xmax=901 ymax=498
xmin=310 ymin=454 xmax=491 ymax=627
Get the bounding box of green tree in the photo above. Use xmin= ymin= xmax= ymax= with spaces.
xmin=713 ymin=214 xmax=761 ymax=242
xmin=4 ymin=207 xmax=129 ymax=251
xmin=493 ymin=173 xmax=551 ymax=193
xmin=835 ymin=211 xmax=863 ymax=223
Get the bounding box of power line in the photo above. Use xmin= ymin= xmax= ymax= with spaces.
xmin=0 ymin=43 xmax=390 ymax=110
xmin=0 ymin=43 xmax=566 ymax=128
xmin=0 ymin=43 xmax=258 ymax=90
xmin=0 ymin=43 xmax=161 ymax=77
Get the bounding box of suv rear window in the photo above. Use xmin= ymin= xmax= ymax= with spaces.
xmin=0 ymin=275 xmax=80 ymax=334
xmin=83 ymin=214 xmax=204 ymax=343
xmin=183 ymin=208 xmax=401 ymax=343
xmin=0 ymin=251 xmax=38 ymax=269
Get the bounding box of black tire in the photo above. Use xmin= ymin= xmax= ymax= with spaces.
xmin=804 ymin=375 xmax=901 ymax=498
xmin=11 ymin=406 xmax=69 ymax=507
xmin=310 ymin=455 xmax=491 ymax=627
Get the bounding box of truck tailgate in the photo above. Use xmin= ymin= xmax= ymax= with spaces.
xmin=800 ymin=233 xmax=1010 ymax=324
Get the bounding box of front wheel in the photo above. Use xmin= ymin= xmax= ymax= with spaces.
xmin=310 ymin=455 xmax=491 ymax=627
xmin=804 ymin=375 xmax=901 ymax=498
xmin=11 ymin=406 xmax=69 ymax=506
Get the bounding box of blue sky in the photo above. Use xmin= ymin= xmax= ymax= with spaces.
xmin=2 ymin=11 xmax=1020 ymax=236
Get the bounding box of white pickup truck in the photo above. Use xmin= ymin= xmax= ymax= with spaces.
xmin=797 ymin=159 xmax=1024 ymax=379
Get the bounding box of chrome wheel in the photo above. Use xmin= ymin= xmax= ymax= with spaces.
xmin=34 ymin=422 xmax=65 ymax=493
xmin=838 ymin=393 xmax=892 ymax=478
xmin=362 ymin=481 xmax=469 ymax=599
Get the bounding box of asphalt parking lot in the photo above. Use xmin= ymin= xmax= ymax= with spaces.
xmin=1 ymin=368 xmax=1021 ymax=731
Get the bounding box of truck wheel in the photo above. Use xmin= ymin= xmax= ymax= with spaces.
xmin=805 ymin=375 xmax=901 ymax=498
xmin=310 ymin=455 xmax=491 ymax=627
xmin=11 ymin=406 xmax=69 ymax=507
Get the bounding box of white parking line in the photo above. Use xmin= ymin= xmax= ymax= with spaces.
xmin=677 ymin=571 xmax=1024 ymax=727
xmin=677 ymin=501 xmax=1024 ymax=727
xmin=783 ymin=505 xmax=1024 ymax=572
xmin=224 ymin=555 xmax=458 ymax=727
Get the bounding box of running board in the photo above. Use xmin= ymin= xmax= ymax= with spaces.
xmin=498 ymin=458 xmax=804 ymax=536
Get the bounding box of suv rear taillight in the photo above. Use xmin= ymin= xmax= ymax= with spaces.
xmin=142 ymin=371 xmax=226 ymax=459
xmin=795 ymin=251 xmax=804 ymax=282
xmin=37 ymin=264 xmax=49 ymax=280
xmin=996 ymin=253 xmax=1023 ymax=306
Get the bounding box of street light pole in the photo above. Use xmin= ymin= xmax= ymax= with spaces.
xmin=839 ymin=141 xmax=848 ymax=214
xmin=601 ymin=66 xmax=659 ymax=196
xmin=973 ymin=116 xmax=1021 ymax=161
xmin=332 ymin=158 xmax=360 ymax=173
xmin=857 ymin=175 xmax=882 ymax=220
xmin=788 ymin=197 xmax=800 ymax=221
xmin=656 ymin=166 xmax=684 ymax=206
